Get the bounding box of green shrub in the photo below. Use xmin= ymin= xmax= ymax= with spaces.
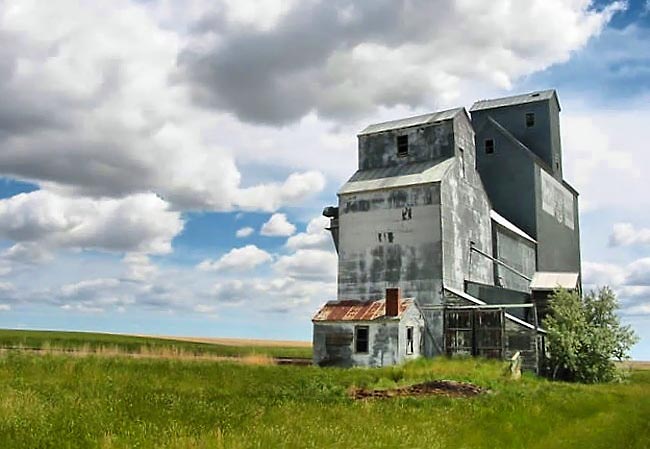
xmin=543 ymin=287 xmax=638 ymax=383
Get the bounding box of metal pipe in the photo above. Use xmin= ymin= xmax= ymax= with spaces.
xmin=419 ymin=303 xmax=535 ymax=310
xmin=470 ymin=243 xmax=532 ymax=282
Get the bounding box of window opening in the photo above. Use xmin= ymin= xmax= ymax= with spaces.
xmin=484 ymin=139 xmax=494 ymax=154
xmin=406 ymin=327 xmax=414 ymax=354
xmin=525 ymin=112 xmax=535 ymax=128
xmin=459 ymin=148 xmax=465 ymax=178
xmin=355 ymin=326 xmax=369 ymax=353
xmin=397 ymin=135 xmax=409 ymax=157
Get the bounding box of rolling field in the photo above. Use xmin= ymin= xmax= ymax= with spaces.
xmin=0 ymin=331 xmax=648 ymax=448
xmin=0 ymin=329 xmax=312 ymax=360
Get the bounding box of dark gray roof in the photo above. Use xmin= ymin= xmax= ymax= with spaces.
xmin=358 ymin=108 xmax=463 ymax=136
xmin=470 ymin=90 xmax=558 ymax=112
xmin=339 ymin=157 xmax=455 ymax=195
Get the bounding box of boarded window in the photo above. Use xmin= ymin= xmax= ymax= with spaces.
xmin=397 ymin=135 xmax=409 ymax=156
xmin=526 ymin=112 xmax=535 ymax=127
xmin=355 ymin=326 xmax=369 ymax=353
xmin=406 ymin=326 xmax=414 ymax=354
xmin=484 ymin=139 xmax=494 ymax=154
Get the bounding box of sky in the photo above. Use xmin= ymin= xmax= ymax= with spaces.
xmin=0 ymin=0 xmax=649 ymax=358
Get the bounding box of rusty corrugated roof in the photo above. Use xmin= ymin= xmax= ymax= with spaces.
xmin=312 ymin=298 xmax=414 ymax=322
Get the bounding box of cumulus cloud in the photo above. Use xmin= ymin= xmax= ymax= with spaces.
xmin=56 ymin=278 xmax=135 ymax=313
xmin=562 ymin=107 xmax=650 ymax=213
xmin=181 ymin=0 xmax=622 ymax=124
xmin=286 ymin=216 xmax=332 ymax=250
xmin=235 ymin=227 xmax=254 ymax=238
xmin=123 ymin=253 xmax=158 ymax=281
xmin=261 ymin=213 xmax=296 ymax=237
xmin=212 ymin=276 xmax=334 ymax=313
xmin=0 ymin=1 xmax=324 ymax=211
xmin=273 ymin=249 xmax=337 ymax=281
xmin=198 ymin=244 xmax=272 ymax=271
xmin=583 ymin=258 xmax=650 ymax=316
xmin=0 ymin=191 xmax=183 ymax=259
xmin=609 ymin=223 xmax=650 ymax=247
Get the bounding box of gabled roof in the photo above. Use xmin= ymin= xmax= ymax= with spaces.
xmin=530 ymin=272 xmax=580 ymax=291
xmin=358 ymin=108 xmax=464 ymax=136
xmin=470 ymin=90 xmax=559 ymax=112
xmin=339 ymin=157 xmax=455 ymax=195
xmin=444 ymin=286 xmax=545 ymax=333
xmin=490 ymin=210 xmax=536 ymax=244
xmin=312 ymin=298 xmax=415 ymax=322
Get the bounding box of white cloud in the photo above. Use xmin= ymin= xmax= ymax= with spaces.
xmin=0 ymin=282 xmax=15 ymax=293
xmin=609 ymin=223 xmax=650 ymax=247
xmin=123 ymin=253 xmax=157 ymax=281
xmin=1 ymin=243 xmax=53 ymax=264
xmin=286 ymin=215 xmax=332 ymax=250
xmin=583 ymin=258 xmax=650 ymax=316
xmin=583 ymin=261 xmax=627 ymax=287
xmin=626 ymin=258 xmax=650 ymax=286
xmin=181 ymin=0 xmax=623 ymax=124
xmin=0 ymin=191 xmax=183 ymax=258
xmin=0 ymin=1 xmax=324 ymax=212
xmin=261 ymin=213 xmax=296 ymax=237
xmin=235 ymin=172 xmax=326 ymax=212
xmin=562 ymin=106 xmax=650 ymax=213
xmin=198 ymin=244 xmax=272 ymax=271
xmin=0 ymin=304 xmax=11 ymax=311
xmin=273 ymin=249 xmax=337 ymax=281
xmin=211 ymin=276 xmax=334 ymax=313
xmin=56 ymin=277 xmax=135 ymax=313
xmin=235 ymin=226 xmax=254 ymax=238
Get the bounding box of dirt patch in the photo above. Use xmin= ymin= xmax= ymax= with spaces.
xmin=351 ymin=380 xmax=487 ymax=400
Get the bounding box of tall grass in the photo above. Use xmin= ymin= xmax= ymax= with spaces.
xmin=0 ymin=351 xmax=647 ymax=449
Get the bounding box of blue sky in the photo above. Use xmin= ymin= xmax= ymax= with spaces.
xmin=0 ymin=0 xmax=649 ymax=359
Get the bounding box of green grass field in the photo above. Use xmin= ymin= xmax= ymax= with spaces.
xmin=0 ymin=329 xmax=312 ymax=359
xmin=0 ymin=332 xmax=648 ymax=448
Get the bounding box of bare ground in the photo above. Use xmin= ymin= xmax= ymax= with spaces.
xmin=350 ymin=380 xmax=487 ymax=400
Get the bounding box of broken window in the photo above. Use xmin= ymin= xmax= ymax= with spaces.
xmin=397 ymin=135 xmax=408 ymax=157
xmin=355 ymin=326 xmax=369 ymax=353
xmin=406 ymin=326 xmax=414 ymax=354
xmin=484 ymin=139 xmax=494 ymax=154
xmin=526 ymin=112 xmax=535 ymax=128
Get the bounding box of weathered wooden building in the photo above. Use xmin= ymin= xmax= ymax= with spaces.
xmin=315 ymin=90 xmax=581 ymax=371
xmin=313 ymin=288 xmax=424 ymax=367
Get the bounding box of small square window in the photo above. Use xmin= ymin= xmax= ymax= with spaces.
xmin=355 ymin=326 xmax=369 ymax=353
xmin=526 ymin=112 xmax=535 ymax=127
xmin=484 ymin=139 xmax=494 ymax=154
xmin=397 ymin=135 xmax=408 ymax=157
xmin=406 ymin=326 xmax=414 ymax=355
